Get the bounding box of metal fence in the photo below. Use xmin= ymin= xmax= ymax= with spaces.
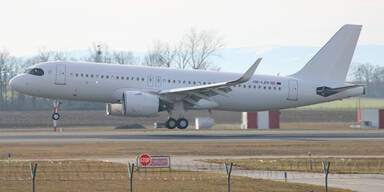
xmin=1 ymin=160 xmax=383 ymax=192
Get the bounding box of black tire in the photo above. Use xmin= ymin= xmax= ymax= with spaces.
xmin=166 ymin=118 xmax=177 ymax=129
xmin=52 ymin=113 xmax=60 ymax=120
xmin=177 ymin=118 xmax=189 ymax=129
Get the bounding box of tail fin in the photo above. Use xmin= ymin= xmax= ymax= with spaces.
xmin=291 ymin=24 xmax=362 ymax=82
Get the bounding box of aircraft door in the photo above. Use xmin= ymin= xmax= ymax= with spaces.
xmin=147 ymin=75 xmax=154 ymax=87
xmin=155 ymin=76 xmax=162 ymax=88
xmin=287 ymin=79 xmax=298 ymax=101
xmin=55 ymin=63 xmax=66 ymax=85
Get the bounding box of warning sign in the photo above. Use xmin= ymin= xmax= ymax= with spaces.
xmin=139 ymin=154 xmax=151 ymax=167
xmin=136 ymin=154 xmax=171 ymax=169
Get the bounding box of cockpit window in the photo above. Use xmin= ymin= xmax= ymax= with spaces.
xmin=25 ymin=68 xmax=44 ymax=76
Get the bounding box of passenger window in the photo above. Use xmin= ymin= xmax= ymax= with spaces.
xmin=106 ymin=75 xmax=109 ymax=79
xmin=116 ymin=76 xmax=119 ymax=80
xmin=173 ymin=80 xmax=176 ymax=83
xmin=75 ymin=73 xmax=78 ymax=77
xmin=91 ymin=74 xmax=94 ymax=78
xmin=96 ymin=74 xmax=99 ymax=78
xmin=268 ymin=86 xmax=271 ymax=90
xmin=101 ymin=75 xmax=104 ymax=78
xmin=137 ymin=77 xmax=140 ymax=81
xmin=248 ymin=85 xmax=251 ymax=88
xmin=85 ymin=74 xmax=88 ymax=78
xmin=243 ymin=85 xmax=246 ymax=88
xmin=141 ymin=78 xmax=144 ymax=81
xmin=81 ymin=74 xmax=84 ymax=77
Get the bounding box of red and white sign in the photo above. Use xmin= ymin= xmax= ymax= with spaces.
xmin=137 ymin=154 xmax=171 ymax=168
xmin=139 ymin=154 xmax=151 ymax=167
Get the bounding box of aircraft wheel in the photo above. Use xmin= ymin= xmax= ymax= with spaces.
xmin=52 ymin=113 xmax=60 ymax=120
xmin=166 ymin=118 xmax=177 ymax=129
xmin=177 ymin=118 xmax=189 ymax=129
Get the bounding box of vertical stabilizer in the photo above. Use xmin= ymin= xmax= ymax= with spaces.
xmin=291 ymin=24 xmax=362 ymax=82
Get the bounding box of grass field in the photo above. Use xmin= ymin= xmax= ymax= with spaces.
xmin=297 ymin=97 xmax=384 ymax=110
xmin=1 ymin=141 xmax=384 ymax=160
xmin=0 ymin=160 xmax=355 ymax=192
xmin=201 ymin=158 xmax=384 ymax=174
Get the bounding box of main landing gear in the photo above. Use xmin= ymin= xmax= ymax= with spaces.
xmin=165 ymin=102 xmax=189 ymax=129
xmin=166 ymin=117 xmax=189 ymax=129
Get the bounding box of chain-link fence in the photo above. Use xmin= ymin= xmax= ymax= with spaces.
xmin=1 ymin=160 xmax=380 ymax=192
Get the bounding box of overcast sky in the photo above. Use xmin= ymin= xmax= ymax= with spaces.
xmin=1 ymin=0 xmax=383 ymax=56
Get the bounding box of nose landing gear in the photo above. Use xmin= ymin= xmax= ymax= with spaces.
xmin=52 ymin=113 xmax=60 ymax=120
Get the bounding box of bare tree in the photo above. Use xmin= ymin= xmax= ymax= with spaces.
xmin=174 ymin=41 xmax=190 ymax=69
xmin=0 ymin=50 xmax=10 ymax=109
xmin=142 ymin=41 xmax=175 ymax=68
xmin=184 ymin=28 xmax=224 ymax=70
xmin=53 ymin=50 xmax=67 ymax=61
xmin=113 ymin=51 xmax=136 ymax=64
xmin=87 ymin=43 xmax=112 ymax=63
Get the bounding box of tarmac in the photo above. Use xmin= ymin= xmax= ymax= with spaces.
xmin=0 ymin=130 xmax=384 ymax=143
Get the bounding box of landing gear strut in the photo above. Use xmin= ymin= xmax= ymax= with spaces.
xmin=165 ymin=102 xmax=189 ymax=129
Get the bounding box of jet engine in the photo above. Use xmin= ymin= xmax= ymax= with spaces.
xmin=106 ymin=91 xmax=160 ymax=117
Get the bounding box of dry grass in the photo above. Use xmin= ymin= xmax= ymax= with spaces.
xmin=0 ymin=160 xmax=355 ymax=192
xmin=201 ymin=158 xmax=384 ymax=174
xmin=1 ymin=141 xmax=384 ymax=160
xmin=280 ymin=122 xmax=356 ymax=130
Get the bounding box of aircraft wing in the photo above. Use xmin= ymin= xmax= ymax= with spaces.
xmin=158 ymin=58 xmax=261 ymax=106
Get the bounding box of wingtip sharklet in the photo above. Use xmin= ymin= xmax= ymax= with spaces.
xmin=235 ymin=58 xmax=262 ymax=83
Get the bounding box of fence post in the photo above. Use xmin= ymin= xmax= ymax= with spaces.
xmin=30 ymin=163 xmax=37 ymax=192
xmin=128 ymin=163 xmax=135 ymax=192
xmin=308 ymin=152 xmax=312 ymax=170
xmin=224 ymin=162 xmax=233 ymax=192
xmin=322 ymin=161 xmax=331 ymax=192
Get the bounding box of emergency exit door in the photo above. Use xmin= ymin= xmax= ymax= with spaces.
xmin=287 ymin=79 xmax=298 ymax=101
xmin=55 ymin=63 xmax=66 ymax=85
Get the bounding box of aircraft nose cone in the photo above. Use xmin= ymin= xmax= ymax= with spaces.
xmin=9 ymin=76 xmax=21 ymax=91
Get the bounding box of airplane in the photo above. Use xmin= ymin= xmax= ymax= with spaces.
xmin=9 ymin=24 xmax=364 ymax=129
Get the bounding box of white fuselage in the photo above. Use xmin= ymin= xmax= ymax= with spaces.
xmin=10 ymin=61 xmax=363 ymax=112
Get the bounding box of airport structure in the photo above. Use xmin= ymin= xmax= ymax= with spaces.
xmin=360 ymin=109 xmax=384 ymax=129
xmin=241 ymin=111 xmax=280 ymax=129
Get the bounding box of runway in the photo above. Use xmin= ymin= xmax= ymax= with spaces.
xmin=1 ymin=130 xmax=384 ymax=143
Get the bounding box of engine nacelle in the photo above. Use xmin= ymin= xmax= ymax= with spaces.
xmin=106 ymin=91 xmax=160 ymax=117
